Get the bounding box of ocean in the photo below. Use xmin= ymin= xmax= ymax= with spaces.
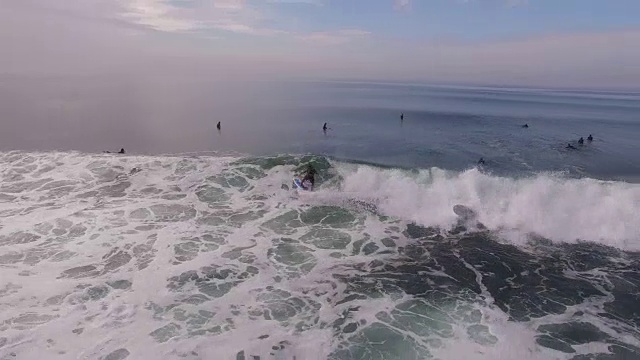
xmin=1 ymin=80 xmax=640 ymax=360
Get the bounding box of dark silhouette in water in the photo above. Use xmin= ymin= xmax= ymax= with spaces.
xmin=478 ymin=157 xmax=486 ymax=165
xmin=578 ymin=137 xmax=584 ymax=145
xmin=587 ymin=134 xmax=593 ymax=142
xmin=216 ymin=121 xmax=221 ymax=130
xmin=566 ymin=143 xmax=577 ymax=150
xmin=400 ymin=113 xmax=404 ymax=121
xmin=300 ymin=165 xmax=317 ymax=189
xmin=103 ymin=148 xmax=126 ymax=154
xmin=323 ymin=123 xmax=328 ymax=132
xmin=522 ymin=124 xmax=529 ymax=128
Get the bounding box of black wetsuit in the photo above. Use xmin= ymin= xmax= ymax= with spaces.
xmin=302 ymin=173 xmax=315 ymax=187
xmin=301 ymin=168 xmax=316 ymax=188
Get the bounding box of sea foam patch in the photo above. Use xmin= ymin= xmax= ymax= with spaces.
xmin=0 ymin=151 xmax=638 ymax=360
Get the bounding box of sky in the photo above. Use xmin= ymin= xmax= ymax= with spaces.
xmin=1 ymin=0 xmax=640 ymax=88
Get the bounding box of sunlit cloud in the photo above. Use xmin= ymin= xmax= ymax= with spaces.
xmin=119 ymin=0 xmax=280 ymax=35
xmin=121 ymin=0 xmax=200 ymax=32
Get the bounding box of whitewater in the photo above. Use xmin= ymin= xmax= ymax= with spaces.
xmin=1 ymin=150 xmax=639 ymax=360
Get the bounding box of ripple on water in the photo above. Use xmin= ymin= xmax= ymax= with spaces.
xmin=166 ymin=264 xmax=259 ymax=299
xmin=195 ymin=185 xmax=231 ymax=207
xmin=0 ymin=231 xmax=41 ymax=247
xmin=300 ymin=229 xmax=352 ymax=250
xmin=268 ymin=238 xmax=317 ymax=276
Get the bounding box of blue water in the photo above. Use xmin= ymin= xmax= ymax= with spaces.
xmin=8 ymin=79 xmax=639 ymax=179
xmin=262 ymin=82 xmax=640 ymax=180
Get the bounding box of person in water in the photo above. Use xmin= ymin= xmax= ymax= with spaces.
xmin=104 ymin=148 xmax=126 ymax=154
xmin=566 ymin=143 xmax=577 ymax=150
xmin=301 ymin=165 xmax=316 ymax=190
xmin=323 ymin=123 xmax=327 ymax=132
xmin=588 ymin=134 xmax=593 ymax=142
xmin=216 ymin=121 xmax=221 ymax=130
xmin=522 ymin=124 xmax=529 ymax=128
xmin=400 ymin=113 xmax=404 ymax=121
xmin=478 ymin=157 xmax=485 ymax=165
xmin=578 ymin=137 xmax=584 ymax=145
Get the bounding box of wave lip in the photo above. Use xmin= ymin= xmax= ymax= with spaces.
xmin=335 ymin=164 xmax=640 ymax=250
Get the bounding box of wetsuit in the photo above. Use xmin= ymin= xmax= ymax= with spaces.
xmin=301 ymin=168 xmax=316 ymax=189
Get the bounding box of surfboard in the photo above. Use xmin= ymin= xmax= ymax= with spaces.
xmin=453 ymin=204 xmax=477 ymax=220
xmin=293 ymin=178 xmax=312 ymax=191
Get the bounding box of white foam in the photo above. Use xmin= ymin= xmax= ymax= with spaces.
xmin=336 ymin=163 xmax=640 ymax=250
xmin=1 ymin=151 xmax=638 ymax=360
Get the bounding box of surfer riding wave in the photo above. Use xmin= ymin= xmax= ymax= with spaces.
xmin=295 ymin=165 xmax=316 ymax=191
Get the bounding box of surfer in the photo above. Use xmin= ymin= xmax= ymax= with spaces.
xmin=323 ymin=123 xmax=328 ymax=132
xmin=216 ymin=121 xmax=221 ymax=131
xmin=400 ymin=113 xmax=404 ymax=121
xmin=566 ymin=143 xmax=577 ymax=150
xmin=300 ymin=165 xmax=316 ymax=190
xmin=587 ymin=134 xmax=593 ymax=142
xmin=522 ymin=124 xmax=529 ymax=128
xmin=103 ymin=148 xmax=126 ymax=154
xmin=478 ymin=157 xmax=485 ymax=165
xmin=578 ymin=137 xmax=584 ymax=145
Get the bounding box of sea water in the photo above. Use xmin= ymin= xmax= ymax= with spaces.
xmin=1 ymin=80 xmax=640 ymax=360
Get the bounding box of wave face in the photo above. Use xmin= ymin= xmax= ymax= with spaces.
xmin=336 ymin=164 xmax=640 ymax=250
xmin=1 ymin=151 xmax=639 ymax=360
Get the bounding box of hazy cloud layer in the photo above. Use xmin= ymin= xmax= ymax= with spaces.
xmin=1 ymin=0 xmax=638 ymax=88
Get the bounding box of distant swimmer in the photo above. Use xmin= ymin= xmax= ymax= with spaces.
xmin=400 ymin=113 xmax=404 ymax=121
xmin=477 ymin=157 xmax=486 ymax=165
xmin=587 ymin=134 xmax=593 ymax=142
xmin=578 ymin=137 xmax=584 ymax=145
xmin=216 ymin=121 xmax=221 ymax=130
xmin=323 ymin=122 xmax=328 ymax=132
xmin=522 ymin=124 xmax=529 ymax=128
xmin=566 ymin=143 xmax=577 ymax=150
xmin=103 ymin=148 xmax=126 ymax=154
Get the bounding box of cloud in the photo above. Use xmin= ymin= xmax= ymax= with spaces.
xmin=505 ymin=0 xmax=528 ymax=7
xmin=296 ymin=29 xmax=371 ymax=45
xmin=211 ymin=0 xmax=245 ymax=10
xmin=266 ymin=0 xmax=323 ymax=5
xmin=118 ymin=0 xmax=284 ymax=35
xmin=121 ymin=0 xmax=200 ymax=32
xmin=456 ymin=0 xmax=529 ymax=7
xmin=117 ymin=0 xmax=369 ymax=42
xmin=394 ymin=0 xmax=411 ymax=11
xmin=1 ymin=0 xmax=637 ymax=88
xmin=337 ymin=29 xmax=640 ymax=88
